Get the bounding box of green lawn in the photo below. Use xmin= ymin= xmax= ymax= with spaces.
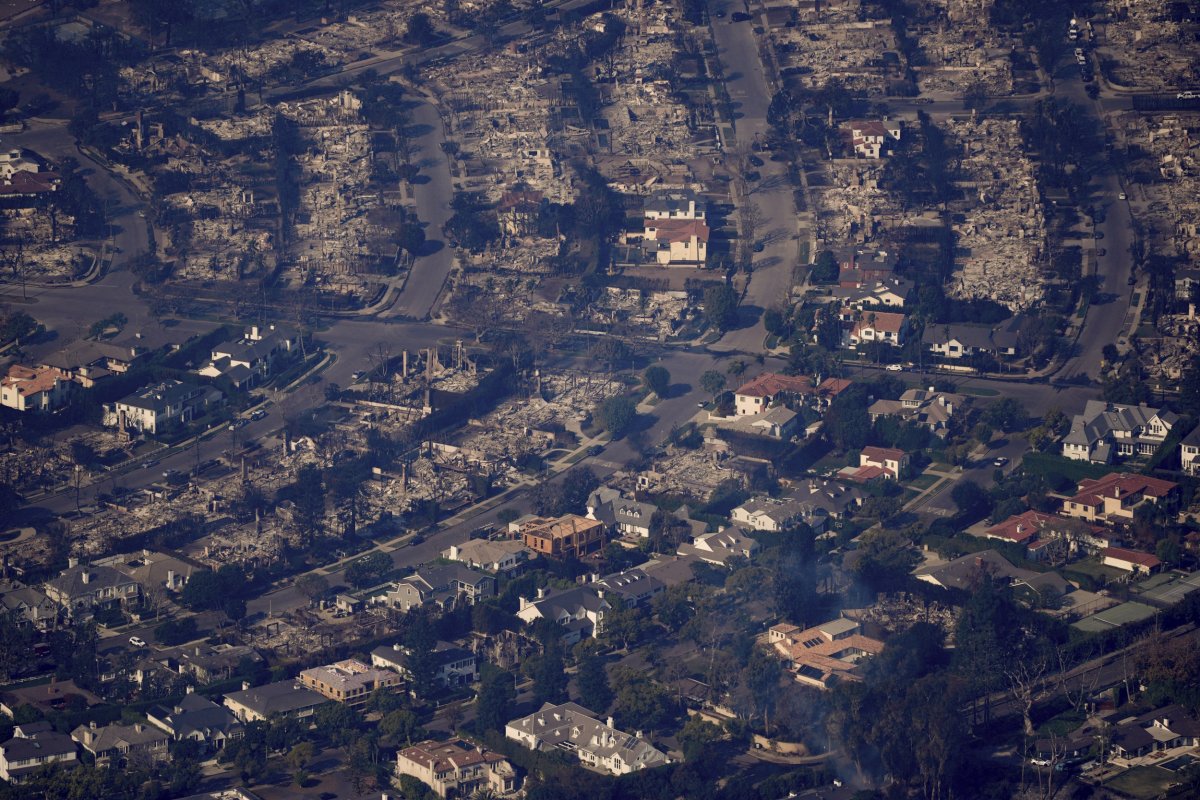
xmin=905 ymin=473 xmax=940 ymax=490
xmin=1067 ymin=558 xmax=1126 ymax=583
xmin=1021 ymin=452 xmax=1116 ymax=485
xmin=1103 ymin=766 xmax=1176 ymax=800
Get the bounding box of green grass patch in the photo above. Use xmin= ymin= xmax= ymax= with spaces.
xmin=562 ymin=450 xmax=590 ymax=465
xmin=1021 ymin=451 xmax=1115 ymax=486
xmin=1066 ymin=558 xmax=1125 ymax=583
xmin=905 ymin=473 xmax=940 ymax=491
xmin=1103 ymin=766 xmax=1175 ymax=800
xmin=954 ymin=386 xmax=1000 ymax=398
xmin=799 ymin=241 xmax=810 ymax=265
xmin=1035 ymin=708 xmax=1086 ymax=737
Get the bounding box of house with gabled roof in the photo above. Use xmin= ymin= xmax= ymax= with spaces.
xmin=1062 ymin=401 xmax=1178 ymax=464
xmin=1179 ymin=424 xmax=1200 ymax=477
xmin=677 ymin=527 xmax=759 ymax=566
xmin=733 ymin=373 xmax=851 ymax=416
xmin=846 ymin=310 xmax=906 ymax=348
xmin=1101 ymin=546 xmax=1162 ymax=576
xmin=0 ymin=722 xmax=78 ymax=783
xmin=146 ymin=691 xmax=243 ymax=751
xmin=383 ymin=564 xmax=496 ymax=612
xmin=516 ymin=586 xmax=610 ymax=644
xmin=846 ymin=120 xmax=902 ymax=158
xmin=0 ymin=365 xmax=72 ymax=412
xmin=506 ymin=702 xmax=669 ymax=775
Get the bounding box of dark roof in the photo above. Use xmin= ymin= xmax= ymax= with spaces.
xmin=0 ymin=730 xmax=77 ymax=762
xmin=223 ymin=680 xmax=326 ymax=716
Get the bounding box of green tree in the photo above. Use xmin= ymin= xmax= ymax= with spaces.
xmin=379 ymin=709 xmax=425 ymax=745
xmin=528 ymin=640 xmax=568 ymax=706
xmin=852 ymin=528 xmax=919 ymax=594
xmin=475 ymin=667 xmax=516 ymax=733
xmin=404 ymin=11 xmax=437 ymax=45
xmin=699 ymin=370 xmax=726 ymax=398
xmin=403 ymin=613 xmax=438 ymax=699
xmin=597 ymin=396 xmax=638 ymax=438
xmin=950 ymin=481 xmax=992 ymax=520
xmin=704 ymin=284 xmax=740 ymax=332
xmin=346 ymin=551 xmax=391 ymax=589
xmin=985 ymin=397 xmax=1027 ymax=433
xmin=678 ymin=715 xmax=723 ymax=761
xmin=611 ymin=667 xmax=677 ymax=732
xmin=642 ymin=365 xmax=670 ymax=398
xmin=576 ymin=653 xmax=613 ymax=712
xmin=601 ymin=598 xmax=647 ymax=650
xmin=810 ymin=250 xmax=839 ymax=283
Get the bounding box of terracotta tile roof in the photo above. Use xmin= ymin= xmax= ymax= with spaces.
xmin=861 ymin=446 xmax=905 ymax=462
xmin=2 ymin=365 xmax=67 ymax=397
xmin=647 ymin=217 xmax=710 ymax=243
xmin=1070 ymin=473 xmax=1179 ymax=506
xmin=851 ymin=310 xmax=906 ymax=334
xmin=1102 ymin=547 xmax=1162 ymax=569
xmin=734 ymin=372 xmax=814 ymax=398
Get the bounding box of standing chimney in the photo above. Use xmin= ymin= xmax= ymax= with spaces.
xmin=402 ymin=350 xmax=409 ymax=378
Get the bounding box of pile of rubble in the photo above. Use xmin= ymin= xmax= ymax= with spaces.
xmin=598 ymin=14 xmax=701 ymax=162
xmin=431 ymin=38 xmax=580 ymax=206
xmin=911 ymin=0 xmax=1016 ymax=96
xmin=767 ymin=2 xmax=899 ymax=95
xmin=1101 ymin=0 xmax=1199 ymax=90
xmin=814 ymin=160 xmax=909 ymax=245
xmin=581 ymin=287 xmax=689 ymax=339
xmin=0 ymin=433 xmax=120 ymax=498
xmin=639 ymin=448 xmax=735 ymax=502
xmin=946 ymin=116 xmax=1045 ymax=311
xmin=1118 ymin=114 xmax=1200 ymax=261
xmin=850 ymin=592 xmax=960 ymax=638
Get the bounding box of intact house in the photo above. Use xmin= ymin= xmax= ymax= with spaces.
xmin=222 ymin=680 xmax=327 ymax=723
xmin=94 ymin=549 xmax=200 ymax=594
xmin=733 ymin=373 xmax=852 ymax=417
xmin=586 ymin=489 xmax=659 ymax=540
xmin=840 ymin=446 xmax=909 ymax=482
xmin=442 ymin=539 xmax=530 ymax=574
xmin=845 ymin=310 xmax=906 ymax=349
xmin=1061 ymin=401 xmax=1178 ymax=464
xmin=197 ymin=324 xmax=296 ymax=387
xmin=71 ymin=721 xmax=169 ymax=768
xmin=0 ymin=585 xmax=60 ymax=631
xmin=516 ymin=587 xmax=610 ymax=644
xmin=643 ymin=188 xmax=705 ymax=221
xmin=298 ymin=659 xmax=402 ymax=707
xmin=591 ymin=569 xmax=664 ymax=608
xmin=731 ymin=496 xmax=837 ymax=533
xmin=830 ymin=277 xmax=913 ymax=310
xmin=506 ymin=701 xmax=669 ymax=775
xmin=43 ymin=563 xmax=141 ymax=621
xmin=1101 ymin=546 xmax=1162 ymax=576
xmin=641 ymin=189 xmax=707 ymax=265
xmin=146 ymin=691 xmax=243 ymax=752
xmin=41 ymin=339 xmax=150 ymax=388
xmin=381 ymin=565 xmax=496 ymax=613
xmin=0 ymin=365 xmax=72 ymax=412
xmin=104 ymin=379 xmax=224 ymax=436
xmin=768 ymin=618 xmax=884 ymax=689
xmin=915 ymin=550 xmax=1072 ymax=604
xmin=868 ymin=388 xmax=967 ymax=437
xmin=677 ymin=527 xmax=759 ymax=566
xmin=1061 ymin=473 xmax=1180 ymax=525
xmin=1109 ymin=704 xmax=1200 ymax=759
xmin=922 ymin=322 xmax=1012 ymax=361
xmin=395 ymin=738 xmax=518 ymax=798
xmin=519 ymin=515 xmax=607 ymax=560
xmin=0 ymin=722 xmax=78 ymax=784
xmin=372 ymin=641 xmax=479 ymax=689
xmin=1180 ymin=425 xmax=1200 ymax=477
xmin=846 ymin=119 xmax=902 ymax=159
xmin=983 ymin=509 xmax=1111 ymax=557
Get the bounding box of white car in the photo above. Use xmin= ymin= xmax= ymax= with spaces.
xmin=129 ymin=636 xmax=146 ymax=647
xmin=1118 ymin=192 xmax=1126 ymax=200
xmin=885 ymin=363 xmax=903 ymax=371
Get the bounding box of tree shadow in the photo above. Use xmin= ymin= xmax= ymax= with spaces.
xmin=415 ymin=239 xmax=445 ymax=257
xmin=665 ymin=382 xmax=691 ymax=399
xmin=409 ymin=174 xmax=432 ymax=185
xmin=729 ymin=304 xmax=763 ymax=331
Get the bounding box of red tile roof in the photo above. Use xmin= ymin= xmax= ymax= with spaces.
xmin=647 ymin=217 xmax=710 ymax=244
xmin=861 ymin=446 xmax=905 ymax=463
xmin=1102 ymin=546 xmax=1162 ymax=569
xmin=0 ymin=170 xmax=60 ymax=195
xmin=851 ymin=310 xmax=906 ymax=335
xmin=1070 ymin=473 xmax=1179 ymax=506
xmin=735 ymin=372 xmax=814 ymax=398
xmin=844 ymin=464 xmax=890 ymax=483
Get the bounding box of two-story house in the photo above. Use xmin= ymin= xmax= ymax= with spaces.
xmin=442 ymin=539 xmax=530 ymax=574
xmin=396 ymin=738 xmax=518 ymax=798
xmin=383 ymin=565 xmax=496 ymax=612
xmin=298 ymin=659 xmax=402 ymax=707
xmin=71 ymin=721 xmax=169 ymax=768
xmin=146 ymin=691 xmax=243 ymax=752
xmin=846 ymin=119 xmax=902 ymax=158
xmin=1180 ymin=425 xmax=1200 ymax=477
xmin=846 ymin=310 xmax=906 ymax=348
xmin=733 ymin=373 xmax=851 ymax=416
xmin=105 ymin=380 xmax=223 ymax=435
xmin=222 ymin=680 xmax=327 ymax=723
xmin=516 ymin=587 xmax=610 ymax=644
xmin=43 ymin=563 xmax=141 ymax=621
xmin=1061 ymin=473 xmax=1180 ymax=525
xmin=372 ymin=641 xmax=479 ymax=688
xmin=868 ymin=388 xmax=966 ymax=436
xmin=0 ymin=723 xmax=78 ymax=783
xmin=1061 ymin=401 xmax=1178 ymax=463
xmin=506 ymin=702 xmax=668 ymax=775
xmin=0 ymin=365 xmax=72 ymax=412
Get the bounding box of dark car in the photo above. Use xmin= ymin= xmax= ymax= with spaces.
xmin=748 ymin=155 xmax=764 ymax=167
xmin=744 ymin=170 xmax=761 ymax=182
xmin=731 ymin=11 xmax=752 ymax=22
xmin=587 ymin=444 xmax=604 ymax=456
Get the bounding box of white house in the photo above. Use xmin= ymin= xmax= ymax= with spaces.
xmin=0 ymin=365 xmax=72 ymax=412
xmin=847 ymin=120 xmax=902 ymax=158
xmin=1061 ymin=401 xmax=1178 ymax=463
xmin=1180 ymin=426 xmax=1200 ymax=477
xmin=506 ymin=702 xmax=669 ymax=775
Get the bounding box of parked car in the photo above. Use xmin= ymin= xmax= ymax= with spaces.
xmin=129 ymin=636 xmax=146 ymax=647
xmin=587 ymin=444 xmax=604 ymax=456
xmin=141 ymin=460 xmax=159 ymax=469
xmin=885 ymin=363 xmax=903 ymax=372
xmin=731 ymin=11 xmax=752 ymax=22
xmin=992 ymin=456 xmax=1009 ymax=467
xmin=748 ymin=155 xmax=764 ymax=167
xmin=250 ymin=409 xmax=267 ymax=421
